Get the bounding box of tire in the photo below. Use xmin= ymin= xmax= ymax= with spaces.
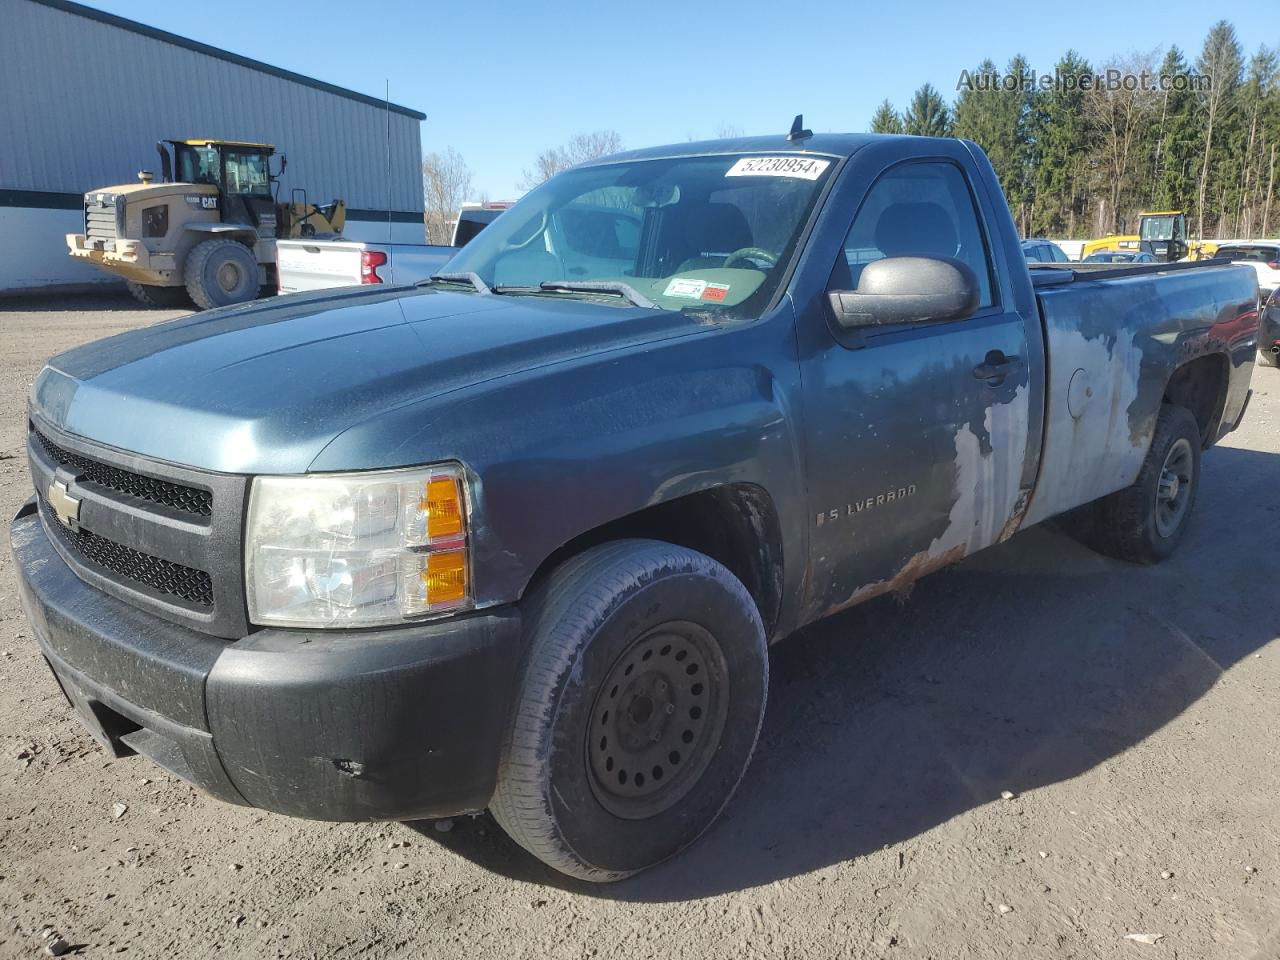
xmin=491 ymin=539 xmax=768 ymax=882
xmin=1259 ymin=348 xmax=1278 ymax=368
xmin=1067 ymin=404 xmax=1202 ymax=564
xmin=125 ymin=281 xmax=190 ymax=309
xmin=184 ymin=238 xmax=260 ymax=310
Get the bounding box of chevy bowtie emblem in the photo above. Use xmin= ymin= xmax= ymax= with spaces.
xmin=47 ymin=480 xmax=81 ymax=529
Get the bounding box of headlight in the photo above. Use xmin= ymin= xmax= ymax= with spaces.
xmin=245 ymin=464 xmax=470 ymax=628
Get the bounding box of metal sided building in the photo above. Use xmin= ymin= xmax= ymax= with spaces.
xmin=0 ymin=0 xmax=425 ymax=293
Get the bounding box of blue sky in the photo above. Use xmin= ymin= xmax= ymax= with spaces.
xmin=84 ymin=0 xmax=1276 ymax=200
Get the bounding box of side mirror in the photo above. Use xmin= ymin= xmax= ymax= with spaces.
xmin=828 ymin=256 xmax=980 ymax=328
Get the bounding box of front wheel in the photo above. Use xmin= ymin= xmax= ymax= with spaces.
xmin=491 ymin=540 xmax=768 ymax=881
xmin=184 ymin=238 xmax=260 ymax=310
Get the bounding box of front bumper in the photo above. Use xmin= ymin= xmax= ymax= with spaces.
xmin=1261 ymin=307 xmax=1280 ymax=356
xmin=11 ymin=499 xmax=523 ymax=821
xmin=66 ymin=234 xmax=178 ymax=284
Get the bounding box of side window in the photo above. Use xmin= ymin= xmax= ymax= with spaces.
xmin=1051 ymin=244 xmax=1070 ymax=263
xmin=836 ymin=161 xmax=995 ymax=309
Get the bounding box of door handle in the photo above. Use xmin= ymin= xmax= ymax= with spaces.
xmin=973 ymin=350 xmax=1020 ymax=384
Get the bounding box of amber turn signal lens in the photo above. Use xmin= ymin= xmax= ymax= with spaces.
xmin=421 ymin=476 xmax=464 ymax=541
xmin=423 ymin=549 xmax=467 ymax=606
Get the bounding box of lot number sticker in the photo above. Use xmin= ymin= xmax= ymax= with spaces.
xmin=725 ymin=156 xmax=830 ymax=180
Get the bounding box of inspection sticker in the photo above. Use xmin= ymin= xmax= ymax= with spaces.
xmin=701 ymin=283 xmax=730 ymax=302
xmin=664 ymin=277 xmax=707 ymax=299
xmin=725 ymin=156 xmax=830 ymax=180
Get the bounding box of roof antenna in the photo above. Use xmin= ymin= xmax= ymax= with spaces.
xmin=787 ymin=114 xmax=813 ymax=141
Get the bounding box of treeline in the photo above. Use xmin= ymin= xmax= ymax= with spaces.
xmin=871 ymin=21 xmax=1279 ymax=241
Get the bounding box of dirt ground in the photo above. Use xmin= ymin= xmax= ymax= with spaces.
xmin=0 ymin=291 xmax=1277 ymax=960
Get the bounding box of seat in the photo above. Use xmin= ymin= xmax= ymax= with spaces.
xmin=676 ymin=203 xmax=754 ymax=272
xmin=873 ymin=202 xmax=959 ymax=259
xmin=841 ymin=201 xmax=960 ymax=287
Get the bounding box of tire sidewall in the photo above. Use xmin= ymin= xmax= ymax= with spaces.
xmin=536 ymin=552 xmax=767 ymax=875
xmin=190 ymin=241 xmax=258 ymax=307
xmin=1140 ymin=408 xmax=1202 ymax=560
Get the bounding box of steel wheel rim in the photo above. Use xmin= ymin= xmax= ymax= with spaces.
xmin=1155 ymin=437 xmax=1194 ymax=538
xmin=216 ymin=261 xmax=242 ymax=293
xmin=586 ymin=621 xmax=730 ymax=820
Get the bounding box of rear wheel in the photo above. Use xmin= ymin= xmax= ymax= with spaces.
xmin=125 ymin=281 xmax=190 ymax=309
xmin=491 ymin=540 xmax=768 ymax=881
xmin=184 ymin=238 xmax=260 ymax=310
xmin=1065 ymin=404 xmax=1201 ymax=563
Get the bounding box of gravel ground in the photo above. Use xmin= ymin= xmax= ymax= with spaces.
xmin=0 ymin=292 xmax=1277 ymax=960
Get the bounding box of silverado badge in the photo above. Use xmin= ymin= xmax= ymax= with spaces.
xmin=47 ymin=480 xmax=81 ymax=529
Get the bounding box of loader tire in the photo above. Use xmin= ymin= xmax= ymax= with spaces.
xmin=125 ymin=282 xmax=190 ymax=309
xmin=184 ymin=238 xmax=260 ymax=310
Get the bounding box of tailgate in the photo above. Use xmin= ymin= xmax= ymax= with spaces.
xmin=276 ymin=240 xmax=367 ymax=293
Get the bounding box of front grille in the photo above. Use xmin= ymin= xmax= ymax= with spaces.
xmin=84 ymin=195 xmax=119 ymax=243
xmin=35 ymin=430 xmax=212 ymax=519
xmin=39 ymin=497 xmax=214 ymax=607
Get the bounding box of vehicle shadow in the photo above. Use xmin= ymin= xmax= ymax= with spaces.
xmin=0 ymin=289 xmax=139 ymax=312
xmin=413 ymin=443 xmax=1280 ymax=901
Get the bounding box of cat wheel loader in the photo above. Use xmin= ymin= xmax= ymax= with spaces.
xmin=1080 ymin=210 xmax=1209 ymax=262
xmin=67 ymin=139 xmax=345 ymax=310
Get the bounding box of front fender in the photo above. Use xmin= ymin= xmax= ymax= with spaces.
xmin=309 ymin=308 xmax=809 ymax=631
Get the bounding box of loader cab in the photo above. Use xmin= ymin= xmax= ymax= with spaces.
xmin=1138 ymin=211 xmax=1188 ymax=262
xmin=168 ymin=140 xmax=279 ymax=238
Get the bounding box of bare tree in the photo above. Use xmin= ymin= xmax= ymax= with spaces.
xmin=520 ymin=130 xmax=623 ymax=189
xmin=1084 ymin=53 xmax=1159 ymax=234
xmin=422 ymin=148 xmax=472 ymax=245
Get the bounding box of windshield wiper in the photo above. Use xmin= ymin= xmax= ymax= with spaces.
xmin=535 ymin=281 xmax=657 ymax=309
xmin=420 ymin=271 xmax=492 ymax=295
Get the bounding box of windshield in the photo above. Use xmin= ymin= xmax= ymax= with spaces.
xmin=444 ymin=153 xmax=836 ymax=316
xmin=1140 ymin=215 xmax=1177 ymax=241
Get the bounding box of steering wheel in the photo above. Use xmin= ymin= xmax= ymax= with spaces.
xmin=723 ymin=247 xmax=778 ymax=270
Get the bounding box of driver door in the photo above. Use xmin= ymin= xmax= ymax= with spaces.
xmin=797 ymin=157 xmax=1036 ymax=619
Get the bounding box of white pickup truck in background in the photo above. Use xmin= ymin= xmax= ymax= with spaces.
xmin=276 ymin=203 xmax=511 ymax=293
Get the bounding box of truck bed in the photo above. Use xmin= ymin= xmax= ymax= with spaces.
xmin=1022 ymin=259 xmax=1257 ymax=526
xmin=276 ymin=239 xmax=456 ymax=294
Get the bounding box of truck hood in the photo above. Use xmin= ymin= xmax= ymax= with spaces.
xmin=32 ymin=286 xmax=699 ymax=474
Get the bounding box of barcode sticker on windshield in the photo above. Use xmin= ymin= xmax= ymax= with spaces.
xmin=664 ymin=278 xmax=707 ymax=299
xmin=725 ymin=156 xmax=830 ymax=180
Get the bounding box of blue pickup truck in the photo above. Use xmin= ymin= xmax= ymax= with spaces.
xmin=11 ymin=127 xmax=1259 ymax=881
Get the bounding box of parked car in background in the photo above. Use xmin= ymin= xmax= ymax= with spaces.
xmin=13 ymin=129 xmax=1258 ymax=883
xmin=1083 ymin=251 xmax=1158 ymax=264
xmin=1212 ymin=242 xmax=1280 ymax=294
xmin=1021 ymin=238 xmax=1071 ymax=263
xmin=1260 ymin=287 xmax=1280 ymax=367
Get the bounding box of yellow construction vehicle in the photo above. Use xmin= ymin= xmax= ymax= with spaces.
xmin=1080 ymin=210 xmax=1212 ymax=262
xmin=67 ymin=139 xmax=345 ymax=309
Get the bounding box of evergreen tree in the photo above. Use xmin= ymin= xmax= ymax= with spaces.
xmin=902 ymin=84 xmax=952 ymax=138
xmin=869 ymin=99 xmax=904 ymax=134
xmin=1032 ymin=51 xmax=1094 ymax=237
xmin=1150 ymin=46 xmax=1201 ymax=216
